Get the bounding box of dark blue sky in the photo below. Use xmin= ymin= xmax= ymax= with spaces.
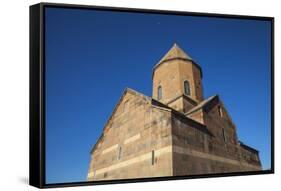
xmin=45 ymin=7 xmax=272 ymax=184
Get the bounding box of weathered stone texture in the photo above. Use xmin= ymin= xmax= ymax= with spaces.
xmin=88 ymin=91 xmax=173 ymax=181
xmin=87 ymin=43 xmax=261 ymax=181
xmin=152 ymin=44 xmax=203 ymax=113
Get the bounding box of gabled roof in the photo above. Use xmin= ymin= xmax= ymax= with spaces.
xmin=185 ymin=95 xmax=218 ymax=115
xmin=90 ymin=88 xmax=211 ymax=154
xmin=185 ymin=94 xmax=238 ymax=132
xmin=103 ymin=88 xmax=151 ymax=130
xmin=90 ymin=88 xmax=151 ymax=154
xmin=152 ymin=43 xmax=203 ymax=78
xmin=152 ymin=97 xmax=212 ymax=136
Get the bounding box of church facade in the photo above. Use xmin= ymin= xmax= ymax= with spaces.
xmin=87 ymin=44 xmax=262 ymax=181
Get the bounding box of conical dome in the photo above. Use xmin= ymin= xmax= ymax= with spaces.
xmin=153 ymin=43 xmax=202 ymax=78
xmin=157 ymin=43 xmax=193 ymax=65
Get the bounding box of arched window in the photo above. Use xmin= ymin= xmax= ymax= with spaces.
xmin=184 ymin=80 xmax=190 ymax=95
xmin=157 ymin=86 xmax=162 ymax=100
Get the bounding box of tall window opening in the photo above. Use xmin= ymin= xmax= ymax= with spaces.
xmin=184 ymin=80 xmax=190 ymax=95
xmin=93 ymin=170 xmax=96 ymax=180
xmin=222 ymin=128 xmax=226 ymax=143
xmin=151 ymin=150 xmax=155 ymax=165
xmin=117 ymin=146 xmax=122 ymax=160
xmin=157 ymin=86 xmax=162 ymax=100
xmin=218 ymin=106 xmax=223 ymax=117
xmin=123 ymin=100 xmax=129 ymax=112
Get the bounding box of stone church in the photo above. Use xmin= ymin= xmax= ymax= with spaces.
xmin=87 ymin=43 xmax=262 ymax=181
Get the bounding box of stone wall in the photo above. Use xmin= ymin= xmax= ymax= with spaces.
xmin=87 ymin=43 xmax=262 ymax=180
xmin=178 ymin=60 xmax=203 ymax=102
xmin=152 ymin=59 xmax=203 ymax=112
xmin=88 ymin=90 xmax=261 ymax=181
xmin=171 ymin=100 xmax=261 ymax=176
xmin=88 ymin=91 xmax=173 ymax=181
xmin=152 ymin=60 xmax=181 ymax=104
